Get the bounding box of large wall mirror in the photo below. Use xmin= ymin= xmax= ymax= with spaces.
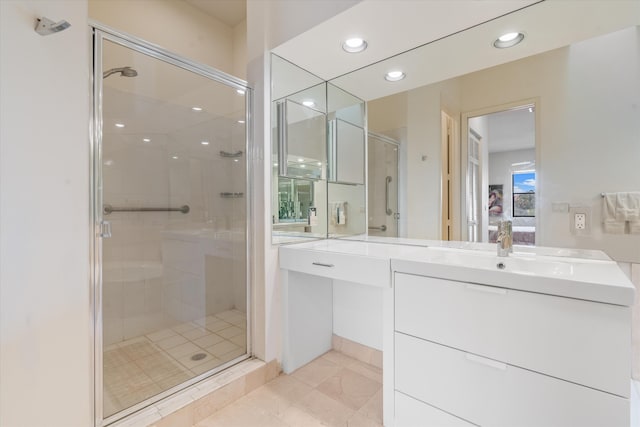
xmin=273 ymin=1 xmax=640 ymax=262
xmin=271 ymin=55 xmax=367 ymax=243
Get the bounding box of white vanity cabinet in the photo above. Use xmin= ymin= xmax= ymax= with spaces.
xmin=392 ymin=272 xmax=631 ymax=427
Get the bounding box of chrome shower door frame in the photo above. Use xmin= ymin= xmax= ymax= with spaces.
xmin=90 ymin=22 xmax=253 ymax=427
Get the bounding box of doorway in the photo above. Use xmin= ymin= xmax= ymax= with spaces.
xmin=462 ymin=101 xmax=538 ymax=245
xmin=93 ymin=26 xmax=251 ymax=424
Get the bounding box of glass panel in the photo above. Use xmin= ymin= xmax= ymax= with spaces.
xmin=328 ymin=182 xmax=366 ymax=237
xmin=100 ymin=38 xmax=247 ymax=418
xmin=367 ymin=134 xmax=399 ymax=237
xmin=335 ymin=120 xmax=365 ymax=185
xmin=285 ymin=99 xmax=326 ymax=179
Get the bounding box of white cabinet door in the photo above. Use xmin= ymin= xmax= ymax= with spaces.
xmin=395 ymin=333 xmax=629 ymax=427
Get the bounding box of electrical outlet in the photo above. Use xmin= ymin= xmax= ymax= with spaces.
xmin=569 ymin=206 xmax=591 ymax=235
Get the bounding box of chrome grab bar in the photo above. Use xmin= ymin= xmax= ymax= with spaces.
xmin=385 ymin=176 xmax=393 ymax=215
xmin=277 ymin=101 xmax=288 ymax=176
xmin=368 ymin=224 xmax=387 ymax=232
xmin=103 ymin=204 xmax=190 ymax=215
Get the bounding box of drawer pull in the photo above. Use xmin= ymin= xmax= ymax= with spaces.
xmin=465 ymin=353 xmax=507 ymax=371
xmin=312 ymin=262 xmax=335 ymax=268
xmin=465 ymin=283 xmax=507 ymax=295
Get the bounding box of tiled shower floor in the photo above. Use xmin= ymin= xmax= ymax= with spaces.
xmin=104 ymin=309 xmax=247 ymax=417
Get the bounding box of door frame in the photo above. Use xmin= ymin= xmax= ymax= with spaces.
xmin=90 ymin=21 xmax=252 ymax=426
xmin=460 ymin=98 xmax=540 ymax=243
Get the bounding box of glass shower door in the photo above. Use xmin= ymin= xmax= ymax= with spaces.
xmin=367 ymin=133 xmax=399 ymax=237
xmin=95 ymin=30 xmax=249 ymax=422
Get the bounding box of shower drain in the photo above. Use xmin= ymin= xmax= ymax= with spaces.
xmin=191 ymin=353 xmax=207 ymax=361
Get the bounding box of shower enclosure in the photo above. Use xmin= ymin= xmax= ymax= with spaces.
xmin=92 ymin=26 xmax=250 ymax=424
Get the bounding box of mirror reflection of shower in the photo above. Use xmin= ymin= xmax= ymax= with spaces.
xmin=103 ymin=66 xmax=138 ymax=79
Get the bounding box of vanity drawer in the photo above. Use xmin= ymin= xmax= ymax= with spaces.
xmin=395 ymin=391 xmax=475 ymax=427
xmin=280 ymin=247 xmax=390 ymax=287
xmin=395 ymin=333 xmax=629 ymax=427
xmin=394 ymin=272 xmax=630 ymax=397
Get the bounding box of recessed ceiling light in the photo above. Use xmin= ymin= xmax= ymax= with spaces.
xmin=233 ymin=159 xmax=239 ymax=162
xmin=297 ymin=158 xmax=305 ymax=162
xmin=342 ymin=37 xmax=368 ymax=53
xmin=115 ymin=123 xmax=125 ymax=128
xmin=201 ymin=141 xmax=210 ymax=145
xmin=384 ymin=71 xmax=406 ymax=82
xmin=192 ymin=107 xmax=203 ymax=111
xmin=237 ymin=120 xmax=245 ymax=124
xmin=493 ymin=32 xmax=525 ymax=49
xmin=143 ymin=138 xmax=151 ymax=142
xmin=302 ymin=100 xmax=315 ymax=108
xmin=172 ymin=156 xmax=179 ymax=159
xmin=236 ymin=89 xmax=246 ymax=95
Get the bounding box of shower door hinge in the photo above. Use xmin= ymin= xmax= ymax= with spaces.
xmin=99 ymin=221 xmax=112 ymax=238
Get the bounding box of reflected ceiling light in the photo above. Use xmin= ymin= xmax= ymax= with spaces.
xmin=115 ymin=123 xmax=125 ymax=128
xmin=201 ymin=141 xmax=210 ymax=145
xmin=237 ymin=120 xmax=245 ymax=124
xmin=528 ymin=107 xmax=534 ymax=113
xmin=104 ymin=160 xmax=114 ymax=166
xmin=236 ymin=89 xmax=246 ymax=95
xmin=273 ymin=162 xmax=278 ymax=167
xmin=297 ymin=158 xmax=305 ymax=162
xmin=317 ymin=162 xmax=322 ymax=166
xmin=191 ymin=107 xmax=203 ymax=111
xmin=234 ymin=159 xmax=239 ymax=162
xmin=384 ymin=70 xmax=405 ymax=82
xmin=143 ymin=138 xmax=151 ymax=142
xmin=493 ymin=32 xmax=525 ymax=48
xmin=300 ymin=164 xmax=306 ymax=168
xmin=302 ymin=100 xmax=315 ymax=108
xmin=342 ymin=37 xmax=367 ymax=53
xmin=172 ymin=156 xmax=179 ymax=159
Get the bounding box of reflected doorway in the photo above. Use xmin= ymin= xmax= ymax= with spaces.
xmin=463 ymin=102 xmax=537 ymax=246
xmin=368 ymin=133 xmax=399 ymax=237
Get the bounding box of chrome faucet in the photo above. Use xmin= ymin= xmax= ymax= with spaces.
xmin=497 ymin=220 xmax=513 ymax=257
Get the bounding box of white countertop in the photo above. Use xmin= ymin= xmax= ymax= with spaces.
xmin=280 ymin=237 xmax=635 ymax=306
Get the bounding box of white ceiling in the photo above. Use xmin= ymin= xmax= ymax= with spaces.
xmin=272 ymin=0 xmax=640 ymax=101
xmin=183 ymin=0 xmax=246 ymax=27
xmin=486 ymin=107 xmax=535 ymax=154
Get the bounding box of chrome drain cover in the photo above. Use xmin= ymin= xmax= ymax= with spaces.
xmin=191 ymin=353 xmax=207 ymax=361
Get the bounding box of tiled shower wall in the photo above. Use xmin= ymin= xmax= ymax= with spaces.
xmin=102 ymin=108 xmax=246 ymax=346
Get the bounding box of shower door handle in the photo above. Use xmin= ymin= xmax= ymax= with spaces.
xmin=100 ymin=221 xmax=112 ymax=238
xmin=385 ymin=176 xmax=393 ymax=215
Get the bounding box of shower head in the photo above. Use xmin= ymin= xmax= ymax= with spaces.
xmin=103 ymin=67 xmax=139 ymax=79
xmin=35 ymin=17 xmax=71 ymax=36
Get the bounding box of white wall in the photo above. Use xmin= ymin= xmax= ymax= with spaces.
xmin=89 ymin=0 xmax=235 ymax=74
xmin=0 ymin=2 xmax=92 ymax=427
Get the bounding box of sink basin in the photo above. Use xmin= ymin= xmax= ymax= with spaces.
xmin=393 ymin=245 xmax=635 ymax=305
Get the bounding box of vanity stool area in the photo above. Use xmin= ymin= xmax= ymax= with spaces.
xmin=279 ymin=239 xmax=635 ymax=427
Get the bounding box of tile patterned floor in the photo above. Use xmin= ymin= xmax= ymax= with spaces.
xmin=194 ymin=351 xmax=383 ymax=427
xmin=104 ymin=309 xmax=247 ymax=417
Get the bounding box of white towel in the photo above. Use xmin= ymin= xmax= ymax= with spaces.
xmin=615 ymin=192 xmax=640 ymax=221
xmin=602 ymin=193 xmax=625 ymax=234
